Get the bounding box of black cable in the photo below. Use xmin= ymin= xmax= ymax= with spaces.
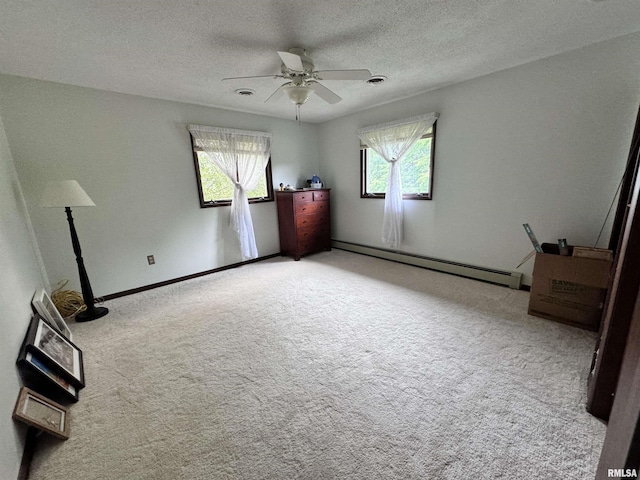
xmin=594 ymin=174 xmax=625 ymax=248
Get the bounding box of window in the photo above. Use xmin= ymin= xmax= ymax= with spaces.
xmin=360 ymin=124 xmax=436 ymax=200
xmin=190 ymin=139 xmax=274 ymax=208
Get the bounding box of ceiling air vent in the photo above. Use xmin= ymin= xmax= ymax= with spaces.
xmin=366 ymin=75 xmax=387 ymax=85
xmin=234 ymin=88 xmax=255 ymax=97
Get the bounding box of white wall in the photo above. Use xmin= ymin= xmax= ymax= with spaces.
xmin=0 ymin=109 xmax=48 ymax=479
xmin=0 ymin=76 xmax=319 ymax=296
xmin=318 ymin=32 xmax=640 ymax=285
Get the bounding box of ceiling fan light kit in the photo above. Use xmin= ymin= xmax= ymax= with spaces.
xmin=223 ymin=47 xmax=377 ymax=122
xmin=283 ymin=84 xmax=314 ymax=105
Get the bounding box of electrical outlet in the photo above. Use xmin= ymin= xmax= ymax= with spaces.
xmin=147 ymin=255 xmax=155 ymax=265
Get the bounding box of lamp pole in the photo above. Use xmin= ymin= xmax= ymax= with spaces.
xmin=65 ymin=207 xmax=108 ymax=322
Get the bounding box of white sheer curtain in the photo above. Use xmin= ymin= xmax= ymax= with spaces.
xmin=188 ymin=124 xmax=272 ymax=260
xmin=357 ymin=113 xmax=438 ymax=249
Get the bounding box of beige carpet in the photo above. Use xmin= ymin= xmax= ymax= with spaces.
xmin=28 ymin=250 xmax=605 ymax=479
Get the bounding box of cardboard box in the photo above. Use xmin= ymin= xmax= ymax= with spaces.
xmin=528 ymin=252 xmax=613 ymax=331
xmin=572 ymin=246 xmax=614 ymax=262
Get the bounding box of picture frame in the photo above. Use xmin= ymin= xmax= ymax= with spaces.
xmin=12 ymin=386 xmax=70 ymax=440
xmin=16 ymin=347 xmax=79 ymax=403
xmin=25 ymin=315 xmax=85 ymax=388
xmin=32 ymin=288 xmax=72 ymax=341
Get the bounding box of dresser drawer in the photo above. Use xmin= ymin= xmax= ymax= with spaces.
xmin=293 ymin=192 xmax=314 ymax=204
xmin=297 ymin=223 xmax=329 ymax=241
xmin=295 ymin=200 xmax=329 ymax=218
xmin=312 ymin=190 xmax=329 ymax=202
xmin=296 ymin=210 xmax=329 ymax=229
xmin=297 ymin=229 xmax=330 ymax=254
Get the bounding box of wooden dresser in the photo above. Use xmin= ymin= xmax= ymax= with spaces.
xmin=276 ymin=189 xmax=331 ymax=260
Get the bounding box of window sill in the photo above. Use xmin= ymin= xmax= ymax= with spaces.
xmin=200 ymin=197 xmax=274 ymax=208
xmin=360 ymin=193 xmax=432 ymax=200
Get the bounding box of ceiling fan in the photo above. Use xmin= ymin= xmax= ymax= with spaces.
xmin=223 ymin=48 xmax=373 ymax=121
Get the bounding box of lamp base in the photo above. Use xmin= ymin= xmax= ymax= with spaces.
xmin=75 ymin=306 xmax=109 ymax=322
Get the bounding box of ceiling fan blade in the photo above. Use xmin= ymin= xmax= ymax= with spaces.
xmin=310 ymin=82 xmax=341 ymax=104
xmin=277 ymin=51 xmax=304 ymax=71
xmin=222 ymin=74 xmax=283 ymax=81
xmin=264 ymin=83 xmax=290 ymax=104
xmin=315 ymin=69 xmax=372 ymax=81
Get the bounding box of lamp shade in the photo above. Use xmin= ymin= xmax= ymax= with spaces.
xmin=284 ymin=84 xmax=314 ymax=105
xmin=39 ymin=180 xmax=95 ymax=208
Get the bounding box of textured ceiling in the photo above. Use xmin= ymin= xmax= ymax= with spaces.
xmin=1 ymin=0 xmax=639 ymax=123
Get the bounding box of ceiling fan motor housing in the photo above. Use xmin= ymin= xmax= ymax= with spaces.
xmin=281 ymin=48 xmax=314 ymax=77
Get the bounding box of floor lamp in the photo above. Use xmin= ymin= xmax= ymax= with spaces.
xmin=40 ymin=180 xmax=109 ymax=322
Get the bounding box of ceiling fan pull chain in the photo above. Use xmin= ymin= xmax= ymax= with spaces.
xmin=296 ymin=104 xmax=301 ymax=125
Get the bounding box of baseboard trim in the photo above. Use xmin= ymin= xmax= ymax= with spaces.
xmin=101 ymin=253 xmax=280 ymax=301
xmin=332 ymin=240 xmax=523 ymax=289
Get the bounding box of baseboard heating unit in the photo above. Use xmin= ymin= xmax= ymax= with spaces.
xmin=332 ymin=240 xmax=522 ymax=289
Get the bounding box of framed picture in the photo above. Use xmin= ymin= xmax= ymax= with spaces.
xmin=13 ymin=387 xmax=70 ymax=440
xmin=32 ymin=289 xmax=72 ymax=341
xmin=25 ymin=315 xmax=85 ymax=388
xmin=16 ymin=347 xmax=79 ymax=403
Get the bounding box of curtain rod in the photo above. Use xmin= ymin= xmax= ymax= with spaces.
xmin=188 ymin=124 xmax=272 ymax=138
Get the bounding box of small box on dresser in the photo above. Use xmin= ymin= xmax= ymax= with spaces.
xmin=276 ymin=189 xmax=331 ymax=260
